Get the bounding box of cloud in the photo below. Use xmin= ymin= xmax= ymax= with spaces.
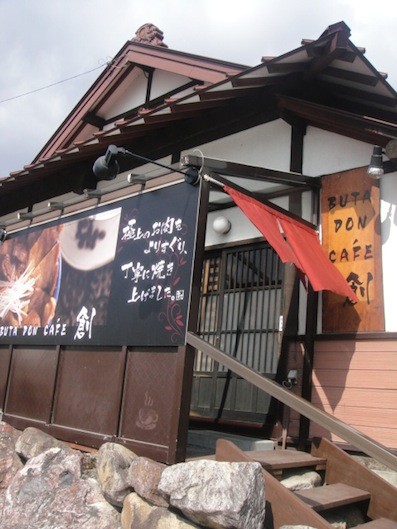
xmin=0 ymin=0 xmax=396 ymax=176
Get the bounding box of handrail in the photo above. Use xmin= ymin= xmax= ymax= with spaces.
xmin=187 ymin=331 xmax=397 ymax=472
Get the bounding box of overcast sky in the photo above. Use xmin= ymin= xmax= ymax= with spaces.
xmin=1 ymin=0 xmax=396 ymax=177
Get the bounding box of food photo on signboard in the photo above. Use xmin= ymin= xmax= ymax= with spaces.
xmin=0 ymin=226 xmax=62 ymax=329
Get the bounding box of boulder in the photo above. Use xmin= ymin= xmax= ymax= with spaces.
xmin=0 ymin=421 xmax=20 ymax=446
xmin=323 ymin=505 xmax=367 ymax=529
xmin=280 ymin=526 xmax=318 ymax=529
xmin=96 ymin=442 xmax=138 ymax=507
xmin=0 ymin=422 xmax=23 ymax=516
xmin=15 ymin=426 xmax=70 ymax=460
xmin=2 ymin=447 xmax=121 ymax=529
xmin=128 ymin=456 xmax=168 ymax=507
xmin=158 ymin=460 xmax=266 ymax=529
xmin=121 ymin=492 xmax=199 ymax=529
xmin=280 ymin=470 xmax=322 ymax=491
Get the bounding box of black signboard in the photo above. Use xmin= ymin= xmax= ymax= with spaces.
xmin=0 ymin=182 xmax=201 ymax=346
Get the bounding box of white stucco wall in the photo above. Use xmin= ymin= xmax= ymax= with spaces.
xmin=302 ymin=127 xmax=374 ymax=176
xmin=205 ymin=197 xmax=288 ymax=248
xmin=184 ymin=119 xmax=292 ymax=171
xmin=100 ymin=69 xmax=148 ymax=121
xmin=100 ymin=69 xmax=194 ymax=122
xmin=380 ymin=171 xmax=397 ymax=332
xmin=150 ymin=70 xmax=194 ymax=100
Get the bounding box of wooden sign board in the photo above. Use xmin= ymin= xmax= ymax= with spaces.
xmin=321 ymin=168 xmax=384 ymax=333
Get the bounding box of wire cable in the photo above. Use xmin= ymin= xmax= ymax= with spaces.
xmin=0 ymin=64 xmax=106 ymax=104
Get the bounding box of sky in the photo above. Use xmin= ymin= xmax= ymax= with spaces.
xmin=1 ymin=0 xmax=396 ymax=177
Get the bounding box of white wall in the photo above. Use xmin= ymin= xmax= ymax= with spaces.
xmin=205 ymin=197 xmax=288 ymax=248
xmin=100 ymin=69 xmax=148 ymax=121
xmin=100 ymin=69 xmax=194 ymax=122
xmin=303 ymin=127 xmax=373 ymax=176
xmin=150 ymin=70 xmax=194 ymax=100
xmin=380 ymin=171 xmax=397 ymax=332
xmin=184 ymin=119 xmax=292 ymax=171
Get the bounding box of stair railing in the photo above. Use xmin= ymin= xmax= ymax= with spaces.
xmin=187 ymin=331 xmax=397 ymax=472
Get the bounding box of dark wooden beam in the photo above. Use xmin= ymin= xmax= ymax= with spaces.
xmin=197 ymin=171 xmax=318 ymax=229
xmin=278 ymin=95 xmax=397 ymax=145
xmin=198 ymin=85 xmax=268 ymax=101
xmin=290 ymin=120 xmax=307 ymax=174
xmin=267 ymin=62 xmax=310 ymax=74
xmin=232 ymin=71 xmax=303 ymax=88
xmin=181 ymin=154 xmax=319 ymax=188
xmin=82 ymin=112 xmax=106 ymax=129
xmin=298 ymin=287 xmax=318 ymax=450
xmin=306 ymin=31 xmax=351 ymax=78
xmin=314 ymin=79 xmax=397 ymax=109
xmin=322 ymin=66 xmax=378 ymax=87
xmin=0 ymin=161 xmax=97 ymax=216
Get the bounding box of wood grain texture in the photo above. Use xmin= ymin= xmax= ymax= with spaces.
xmin=311 ymin=437 xmax=397 ymax=522
xmin=321 ymin=169 xmax=384 ymax=333
xmin=309 ymin=339 xmax=397 ymax=449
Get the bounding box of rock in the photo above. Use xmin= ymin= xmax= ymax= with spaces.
xmin=96 ymin=442 xmax=138 ymax=507
xmin=280 ymin=526 xmax=318 ymax=529
xmin=121 ymin=492 xmax=199 ymax=529
xmin=322 ymin=505 xmax=367 ymax=529
xmin=158 ymin=460 xmax=266 ymax=529
xmin=0 ymin=421 xmax=20 ymax=445
xmin=128 ymin=456 xmax=168 ymax=507
xmin=81 ymin=451 xmax=98 ymax=480
xmin=280 ymin=470 xmax=322 ymax=491
xmin=15 ymin=426 xmax=70 ymax=460
xmin=2 ymin=447 xmax=121 ymax=529
xmin=0 ymin=422 xmax=23 ymax=517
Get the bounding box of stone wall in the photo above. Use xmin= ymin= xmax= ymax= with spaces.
xmin=0 ymin=422 xmax=266 ymax=529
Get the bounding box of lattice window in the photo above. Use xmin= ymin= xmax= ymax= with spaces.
xmin=195 ymin=243 xmax=283 ymax=375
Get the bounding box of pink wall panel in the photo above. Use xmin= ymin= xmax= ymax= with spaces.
xmin=309 ymin=339 xmax=397 ymax=449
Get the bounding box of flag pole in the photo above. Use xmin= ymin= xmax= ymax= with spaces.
xmin=202 ymin=173 xmax=224 ymax=188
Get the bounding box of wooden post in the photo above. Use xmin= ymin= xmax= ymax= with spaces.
xmin=298 ymin=286 xmax=318 ymax=450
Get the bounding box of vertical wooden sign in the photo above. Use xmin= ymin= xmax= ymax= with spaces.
xmin=321 ymin=168 xmax=384 ymax=333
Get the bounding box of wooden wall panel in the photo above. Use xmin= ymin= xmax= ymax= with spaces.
xmin=51 ymin=347 xmax=125 ymax=436
xmin=4 ymin=346 xmax=58 ymax=425
xmin=309 ymin=339 xmax=397 ymax=449
xmin=117 ymin=347 xmax=194 ymax=464
xmin=284 ymin=339 xmax=397 ymax=449
xmin=119 ymin=349 xmax=178 ymax=449
xmin=312 ymin=387 xmax=397 ymax=409
xmin=0 ymin=346 xmax=11 ymax=409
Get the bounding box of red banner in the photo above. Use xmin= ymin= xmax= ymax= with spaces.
xmin=225 ymin=185 xmax=358 ymax=302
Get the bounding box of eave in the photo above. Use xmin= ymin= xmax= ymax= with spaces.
xmin=2 ymin=21 xmax=397 ymax=220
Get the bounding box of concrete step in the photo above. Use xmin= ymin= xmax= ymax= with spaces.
xmin=187 ymin=429 xmax=275 ymax=456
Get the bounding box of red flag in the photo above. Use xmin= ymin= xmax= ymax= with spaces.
xmin=224 ymin=185 xmax=358 ymax=302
